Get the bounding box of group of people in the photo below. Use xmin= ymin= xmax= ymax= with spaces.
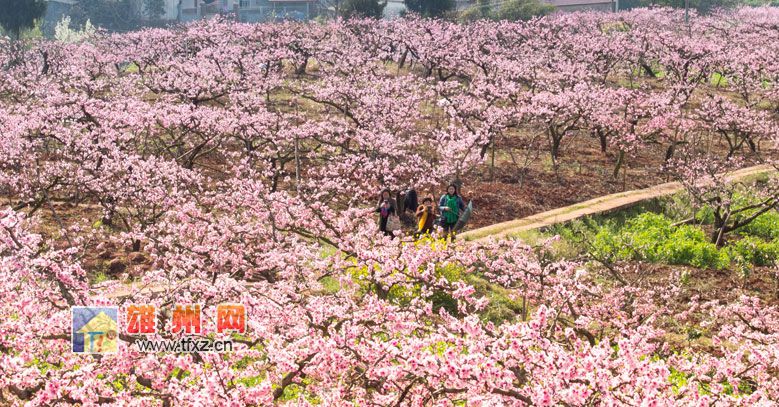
xmin=375 ymin=183 xmax=473 ymax=238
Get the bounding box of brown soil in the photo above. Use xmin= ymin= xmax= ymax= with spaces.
xmin=22 ymin=201 xmax=153 ymax=283
xmin=617 ymin=262 xmax=779 ymax=353
xmin=459 ymin=134 xmax=773 ymax=230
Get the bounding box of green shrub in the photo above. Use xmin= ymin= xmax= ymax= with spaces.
xmin=665 ymin=226 xmax=726 ymax=269
xmin=665 ymin=237 xmax=729 ymax=270
xmin=694 ymin=205 xmax=715 ymax=225
xmin=739 ymin=210 xmax=779 ymax=240
xmin=726 ymin=236 xmax=779 ymax=267
xmin=591 ymin=213 xmax=728 ymax=270
xmin=430 ymin=290 xmax=459 ymax=316
xmin=591 ymin=227 xmax=621 ymax=260
xmin=670 ymin=225 xmax=707 ymax=242
xmin=592 ymin=213 xmax=671 ymax=262
xmin=624 ymin=213 xmax=674 ymax=261
xmin=695 ymin=189 xmax=778 ymax=239
xmin=566 ymin=207 xmax=777 ymax=271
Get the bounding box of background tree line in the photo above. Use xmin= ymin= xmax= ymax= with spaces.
xmin=0 ymin=0 xmax=167 ymax=39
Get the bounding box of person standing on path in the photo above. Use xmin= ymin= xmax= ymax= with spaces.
xmin=438 ymin=184 xmax=465 ymax=237
xmin=375 ymin=188 xmax=397 ymax=237
xmin=403 ymin=187 xmax=418 ymax=216
xmin=415 ymin=195 xmax=436 ymax=236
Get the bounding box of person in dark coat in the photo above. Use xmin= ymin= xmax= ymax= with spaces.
xmin=396 ymin=190 xmax=406 ymax=214
xmin=396 ymin=187 xmax=417 ymax=227
xmin=375 ymin=188 xmax=397 ymax=237
xmin=403 ymin=188 xmax=418 ymax=215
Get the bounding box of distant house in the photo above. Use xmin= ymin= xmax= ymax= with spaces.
xmin=544 ymin=0 xmax=613 ymax=11
xmin=383 ymin=0 xmax=406 ymax=18
xmin=178 ymin=0 xmax=320 ymax=22
xmin=239 ymin=0 xmax=320 ymax=21
xmin=453 ymin=0 xmax=614 ymax=14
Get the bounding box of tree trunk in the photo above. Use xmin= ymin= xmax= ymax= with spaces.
xmin=550 ymin=131 xmax=562 ymax=161
xmin=640 ymin=61 xmax=658 ymax=78
xmin=550 ymin=131 xmax=562 ymax=181
xmin=295 ymin=57 xmax=308 ymax=75
xmin=101 ymin=211 xmax=114 ymax=228
xmin=711 ymin=210 xmax=730 ymax=248
xmin=612 ymin=150 xmax=625 ymax=179
xmin=398 ymin=49 xmax=408 ymax=70
xmin=664 ymin=142 xmax=677 ymax=162
xmin=490 ymin=138 xmax=496 ymax=181
xmin=598 ymin=129 xmax=608 ymax=153
xmin=711 ymin=227 xmax=727 ymax=248
xmin=747 ymin=137 xmax=757 ymax=154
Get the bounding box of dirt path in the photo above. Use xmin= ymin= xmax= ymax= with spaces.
xmin=98 ymin=164 xmax=774 ymax=299
xmin=460 ymin=164 xmax=775 ymax=242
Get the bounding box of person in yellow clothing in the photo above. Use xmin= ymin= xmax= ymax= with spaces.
xmin=415 ymin=196 xmax=436 ymax=236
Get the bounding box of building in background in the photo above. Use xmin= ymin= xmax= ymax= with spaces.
xmin=239 ymin=0 xmax=320 ymax=21
xmin=452 ymin=0 xmax=614 ymax=14
xmin=383 ymin=0 xmax=406 ymax=18
xmin=543 ymin=0 xmax=612 ymax=11
xmin=178 ymin=0 xmax=320 ymax=21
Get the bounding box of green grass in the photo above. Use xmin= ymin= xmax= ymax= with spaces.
xmin=90 ymin=269 xmax=111 ymax=285
xmin=123 ymin=63 xmax=140 ymax=74
xmin=710 ymin=72 xmax=728 ymax=87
